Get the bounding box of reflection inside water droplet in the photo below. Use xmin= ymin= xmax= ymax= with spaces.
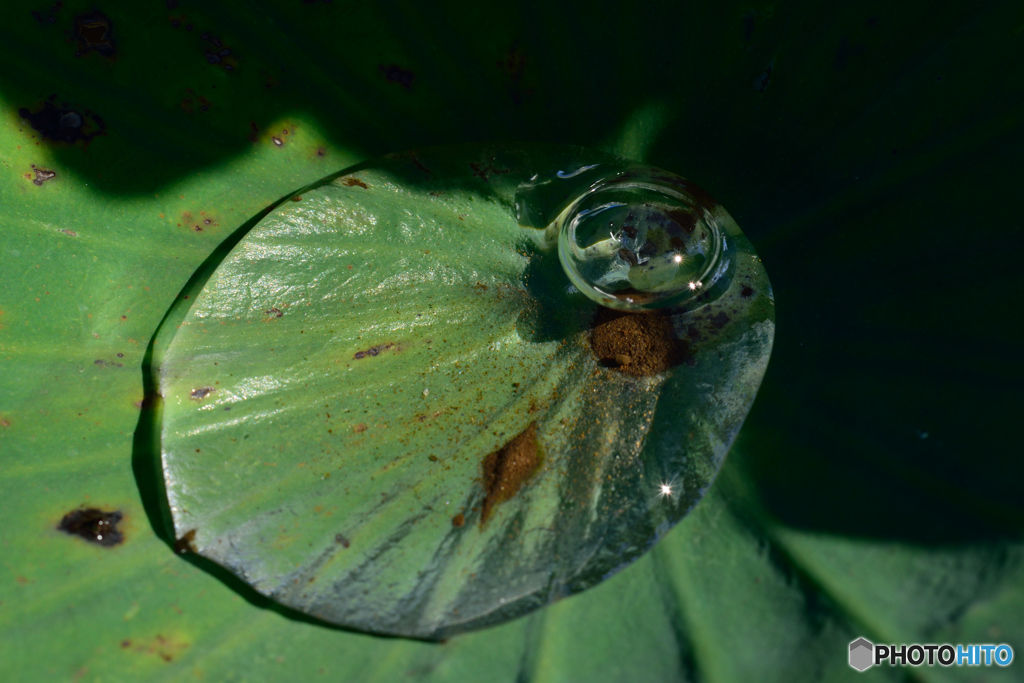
xmin=557 ymin=176 xmax=725 ymax=311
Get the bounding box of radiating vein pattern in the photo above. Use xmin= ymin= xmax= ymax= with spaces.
xmin=159 ymin=147 xmax=773 ymax=638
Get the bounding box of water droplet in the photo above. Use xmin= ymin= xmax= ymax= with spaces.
xmin=557 ymin=174 xmax=725 ymax=310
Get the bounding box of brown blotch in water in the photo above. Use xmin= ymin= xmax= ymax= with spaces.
xmin=173 ymin=529 xmax=196 ymax=554
xmin=665 ymin=208 xmax=697 ymax=234
xmin=58 ymin=508 xmax=124 ymax=547
xmin=481 ymin=423 xmax=541 ymax=524
xmin=590 ymin=308 xmax=688 ymax=376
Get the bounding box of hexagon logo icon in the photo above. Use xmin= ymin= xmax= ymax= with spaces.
xmin=849 ymin=638 xmax=874 ymax=671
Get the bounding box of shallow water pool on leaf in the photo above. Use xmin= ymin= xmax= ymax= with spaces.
xmin=156 ymin=144 xmax=774 ymax=639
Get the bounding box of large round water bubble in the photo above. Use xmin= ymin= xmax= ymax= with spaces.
xmin=557 ymin=174 xmax=725 ymax=311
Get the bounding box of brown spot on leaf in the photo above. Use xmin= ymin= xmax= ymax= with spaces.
xmin=379 ymin=64 xmax=414 ymax=89
xmin=264 ymin=307 xmax=283 ymax=319
xmin=411 ymin=157 xmax=432 ymax=174
xmin=179 ymin=88 xmax=213 ymax=114
xmin=31 ymin=166 xmax=56 ymax=186
xmin=74 ymin=12 xmax=116 ymax=57
xmin=200 ymin=32 xmax=236 ymax=70
xmin=469 ymin=159 xmax=510 ymax=182
xmin=353 ymin=342 xmax=394 ymax=360
xmin=741 ymin=286 xmax=754 ymax=298
xmin=128 ymin=634 xmax=189 ymax=663
xmin=19 ymin=100 xmax=105 ymax=145
xmin=481 ymin=423 xmax=541 ymax=524
xmin=353 ymin=423 xmax=367 ymax=433
xmin=335 ymin=533 xmax=350 ymax=548
xmin=58 ymin=508 xmax=124 ymax=547
xmin=341 ymin=176 xmax=368 ymax=189
xmin=190 ymin=387 xmax=214 ymax=400
xmin=590 ymin=309 xmax=688 ymax=376
xmin=452 ymin=513 xmax=465 ymax=528
xmin=173 ymin=529 xmax=196 ymax=554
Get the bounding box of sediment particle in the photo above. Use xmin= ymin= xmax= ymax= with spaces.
xmin=590 ymin=308 xmax=688 ymax=376
xmin=481 ymin=423 xmax=541 ymax=524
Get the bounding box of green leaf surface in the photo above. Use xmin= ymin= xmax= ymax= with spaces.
xmin=1 ymin=1 xmax=1022 ymax=681
xmin=156 ymin=145 xmax=773 ymax=638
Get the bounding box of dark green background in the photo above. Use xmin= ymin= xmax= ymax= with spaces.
xmin=1 ymin=1 xmax=1021 ymax=681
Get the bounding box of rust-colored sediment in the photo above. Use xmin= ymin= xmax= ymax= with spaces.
xmin=481 ymin=422 xmax=541 ymax=524
xmin=589 ymin=308 xmax=688 ymax=376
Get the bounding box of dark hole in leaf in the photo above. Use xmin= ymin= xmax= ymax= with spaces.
xmin=19 ymin=100 xmax=105 ymax=145
xmin=74 ymin=12 xmax=116 ymax=57
xmin=58 ymin=508 xmax=124 ymax=547
xmin=31 ymin=166 xmax=56 ymax=186
xmin=353 ymin=342 xmax=393 ymax=360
